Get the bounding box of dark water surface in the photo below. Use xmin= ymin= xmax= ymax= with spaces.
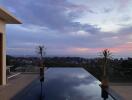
xmin=12 ymin=68 xmax=114 ymax=100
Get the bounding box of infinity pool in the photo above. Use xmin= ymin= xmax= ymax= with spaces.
xmin=12 ymin=68 xmax=114 ymax=100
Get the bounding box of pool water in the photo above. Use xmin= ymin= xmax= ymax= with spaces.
xmin=12 ymin=68 xmax=114 ymax=100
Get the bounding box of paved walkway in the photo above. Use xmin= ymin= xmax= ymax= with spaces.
xmin=0 ymin=73 xmax=38 ymax=100
xmin=110 ymin=83 xmax=132 ymax=100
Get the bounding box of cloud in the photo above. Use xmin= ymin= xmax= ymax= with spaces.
xmin=103 ymin=8 xmax=113 ymax=13
xmin=1 ymin=0 xmax=100 ymax=34
xmin=5 ymin=23 xmax=132 ymax=57
xmin=0 ymin=0 xmax=132 ymax=57
xmin=119 ymin=0 xmax=130 ymax=8
xmin=67 ymin=42 xmax=132 ymax=58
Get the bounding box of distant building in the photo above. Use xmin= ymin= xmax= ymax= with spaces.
xmin=0 ymin=7 xmax=21 ymax=85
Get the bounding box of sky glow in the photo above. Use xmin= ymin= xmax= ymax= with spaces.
xmin=0 ymin=0 xmax=132 ymax=57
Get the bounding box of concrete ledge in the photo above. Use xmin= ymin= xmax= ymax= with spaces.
xmin=0 ymin=74 xmax=38 ymax=100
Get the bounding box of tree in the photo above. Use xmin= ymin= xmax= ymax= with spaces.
xmin=102 ymin=49 xmax=111 ymax=76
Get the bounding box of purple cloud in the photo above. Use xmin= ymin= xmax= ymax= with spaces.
xmin=0 ymin=0 xmax=132 ymax=57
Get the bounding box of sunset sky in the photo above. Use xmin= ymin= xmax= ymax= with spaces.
xmin=1 ymin=0 xmax=132 ymax=57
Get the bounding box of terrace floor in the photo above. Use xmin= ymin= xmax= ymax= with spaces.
xmin=0 ymin=73 xmax=38 ymax=100
xmin=110 ymin=83 xmax=132 ymax=100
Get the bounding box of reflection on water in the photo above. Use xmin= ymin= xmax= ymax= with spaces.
xmin=13 ymin=68 xmax=114 ymax=100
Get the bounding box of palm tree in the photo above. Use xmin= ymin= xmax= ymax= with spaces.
xmin=101 ymin=49 xmax=111 ymax=88
xmin=36 ymin=45 xmax=46 ymax=81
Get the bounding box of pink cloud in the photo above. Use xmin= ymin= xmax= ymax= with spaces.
xmin=119 ymin=0 xmax=130 ymax=9
xmin=68 ymin=42 xmax=132 ymax=54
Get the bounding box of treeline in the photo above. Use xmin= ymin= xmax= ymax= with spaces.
xmin=7 ymin=55 xmax=132 ymax=69
xmin=6 ymin=55 xmax=132 ymax=82
xmin=7 ymin=55 xmax=90 ymax=67
xmin=44 ymin=57 xmax=89 ymax=67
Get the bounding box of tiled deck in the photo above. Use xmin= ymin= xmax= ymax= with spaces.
xmin=110 ymin=83 xmax=132 ymax=100
xmin=0 ymin=73 xmax=38 ymax=100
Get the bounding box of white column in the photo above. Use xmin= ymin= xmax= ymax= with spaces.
xmin=2 ymin=31 xmax=6 ymax=85
xmin=0 ymin=19 xmax=6 ymax=85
